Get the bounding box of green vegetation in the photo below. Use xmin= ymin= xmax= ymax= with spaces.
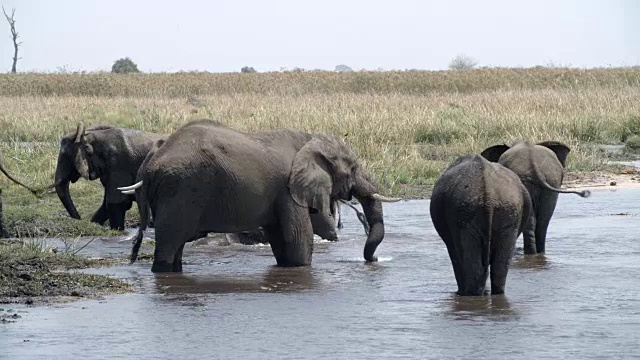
xmin=111 ymin=57 xmax=140 ymax=74
xmin=0 ymin=239 xmax=130 ymax=303
xmin=0 ymin=67 xmax=638 ymax=237
xmin=625 ymin=135 xmax=640 ymax=150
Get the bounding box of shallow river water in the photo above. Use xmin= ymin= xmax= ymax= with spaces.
xmin=2 ymin=188 xmax=640 ymax=359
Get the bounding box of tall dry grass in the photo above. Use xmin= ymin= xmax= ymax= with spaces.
xmin=2 ymin=84 xmax=640 ymax=196
xmin=1 ymin=67 xmax=639 ymax=97
xmin=0 ymin=67 xmax=639 ymax=236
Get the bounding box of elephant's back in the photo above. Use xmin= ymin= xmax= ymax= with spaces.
xmin=434 ymin=155 xmax=525 ymax=211
xmin=500 ymin=143 xmax=563 ymax=187
xmin=144 ymin=121 xmax=289 ymax=203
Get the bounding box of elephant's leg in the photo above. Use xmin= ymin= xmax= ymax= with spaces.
xmin=90 ymin=192 xmax=109 ymax=225
xmin=152 ymin=230 xmax=187 ymax=273
xmin=107 ymin=202 xmax=129 ymax=230
xmin=457 ymin=227 xmax=489 ymax=296
xmin=172 ymin=243 xmax=186 ymax=272
xmin=264 ymin=225 xmax=287 ymax=265
xmin=274 ymin=202 xmax=314 ymax=266
xmin=335 ymin=203 xmax=343 ymax=229
xmin=151 ymin=215 xmax=192 ymax=272
xmin=534 ymin=193 xmax=559 ymax=254
xmin=441 ymin=233 xmax=464 ymax=294
xmin=490 ymin=228 xmax=519 ymax=295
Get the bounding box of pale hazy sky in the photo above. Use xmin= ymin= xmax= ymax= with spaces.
xmin=1 ymin=0 xmax=638 ymax=73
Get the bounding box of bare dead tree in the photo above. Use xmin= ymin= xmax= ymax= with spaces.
xmin=2 ymin=6 xmax=21 ymax=73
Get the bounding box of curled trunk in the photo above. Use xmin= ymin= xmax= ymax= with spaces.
xmin=353 ymin=169 xmax=386 ymax=262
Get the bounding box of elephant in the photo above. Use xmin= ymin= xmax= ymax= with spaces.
xmin=122 ymin=138 xmax=364 ymax=246
xmin=430 ymin=154 xmax=534 ymax=296
xmin=54 ymin=122 xmax=167 ymax=230
xmin=0 ymin=153 xmax=41 ymax=237
xmin=119 ymin=119 xmax=400 ymax=272
xmin=481 ymin=140 xmax=590 ymax=255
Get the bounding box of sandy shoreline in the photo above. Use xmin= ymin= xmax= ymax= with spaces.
xmin=563 ymin=170 xmax=640 ymax=191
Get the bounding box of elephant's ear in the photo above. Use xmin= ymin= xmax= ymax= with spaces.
xmin=288 ymin=139 xmax=332 ymax=213
xmin=480 ymin=144 xmax=510 ymax=162
xmin=537 ymin=141 xmax=570 ymax=167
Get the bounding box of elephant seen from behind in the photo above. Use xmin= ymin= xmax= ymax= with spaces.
xmin=481 ymin=140 xmax=590 ymax=255
xmin=54 ymin=123 xmax=167 ymax=230
xmin=120 ymin=119 xmax=399 ymax=273
xmin=430 ymin=154 xmax=534 ymax=296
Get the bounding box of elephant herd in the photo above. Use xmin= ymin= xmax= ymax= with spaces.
xmin=0 ymin=119 xmax=591 ymax=296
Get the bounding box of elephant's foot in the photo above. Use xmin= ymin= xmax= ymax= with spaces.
xmin=491 ymin=286 xmax=505 ymax=295
xmin=524 ymin=246 xmax=537 ymax=255
xmin=151 ymin=261 xmax=175 ymax=273
xmin=456 ymin=289 xmax=486 ymax=296
xmin=172 ymin=262 xmax=183 ymax=272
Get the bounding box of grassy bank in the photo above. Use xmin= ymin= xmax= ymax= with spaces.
xmin=0 ymin=239 xmax=130 ymax=305
xmin=1 ymin=68 xmax=639 ymax=236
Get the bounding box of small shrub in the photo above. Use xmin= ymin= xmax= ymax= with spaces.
xmin=620 ymin=115 xmax=640 ymax=142
xmin=241 ymin=66 xmax=257 ymax=73
xmin=625 ymin=135 xmax=640 ymax=149
xmin=568 ymin=116 xmax=605 ymax=143
xmin=111 ymin=57 xmax=140 ymax=74
xmin=449 ymin=54 xmax=477 ymax=70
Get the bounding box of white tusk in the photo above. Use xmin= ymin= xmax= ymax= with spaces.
xmin=117 ymin=181 xmax=143 ymax=191
xmin=121 ymin=189 xmax=136 ymax=195
xmin=371 ymin=193 xmax=402 ymax=202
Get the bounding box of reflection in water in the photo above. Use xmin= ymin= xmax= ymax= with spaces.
xmin=153 ymin=266 xmax=320 ymax=295
xmin=3 ymin=189 xmax=640 ymax=359
xmin=511 ymin=253 xmax=550 ymax=270
xmin=446 ymin=294 xmax=519 ymax=321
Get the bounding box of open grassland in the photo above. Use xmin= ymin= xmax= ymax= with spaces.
xmin=1 ymin=68 xmax=640 ymax=237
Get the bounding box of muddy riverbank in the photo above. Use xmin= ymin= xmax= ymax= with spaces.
xmin=0 ymin=240 xmax=131 ymax=306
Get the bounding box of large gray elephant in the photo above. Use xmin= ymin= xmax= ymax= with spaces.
xmin=54 ymin=123 xmax=166 ymax=230
xmin=0 ymin=154 xmax=41 ymax=237
xmin=481 ymin=140 xmax=590 ymax=255
xmin=123 ymin=138 xmax=346 ymax=245
xmin=430 ymin=154 xmax=534 ymax=296
xmin=119 ymin=119 xmax=399 ymax=272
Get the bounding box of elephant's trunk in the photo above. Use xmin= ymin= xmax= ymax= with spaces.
xmin=353 ymin=169 xmax=389 ymax=262
xmin=55 ymin=152 xmax=81 ymax=220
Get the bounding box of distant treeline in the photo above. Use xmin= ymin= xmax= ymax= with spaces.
xmin=1 ymin=67 xmax=639 ymax=97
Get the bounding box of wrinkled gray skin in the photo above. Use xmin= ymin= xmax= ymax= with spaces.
xmin=133 ymin=139 xmax=340 ymax=245
xmin=0 ymin=154 xmax=41 ymax=237
xmin=54 ymin=123 xmax=166 ymax=230
xmin=430 ymin=154 xmax=534 ymax=296
xmin=127 ymin=120 xmax=392 ymax=273
xmin=481 ymin=140 xmax=590 ymax=255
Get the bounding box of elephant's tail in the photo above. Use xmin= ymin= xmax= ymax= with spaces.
xmin=0 ymin=160 xmax=41 ymax=198
xmin=529 ymin=150 xmax=591 ymax=198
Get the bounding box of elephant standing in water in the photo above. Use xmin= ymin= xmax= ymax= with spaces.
xmin=0 ymin=154 xmax=41 ymax=237
xmin=123 ymin=138 xmax=349 ymax=245
xmin=54 ymin=123 xmax=166 ymax=230
xmin=430 ymin=154 xmax=534 ymax=296
xmin=119 ymin=119 xmax=399 ymax=273
xmin=481 ymin=140 xmax=590 ymax=255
